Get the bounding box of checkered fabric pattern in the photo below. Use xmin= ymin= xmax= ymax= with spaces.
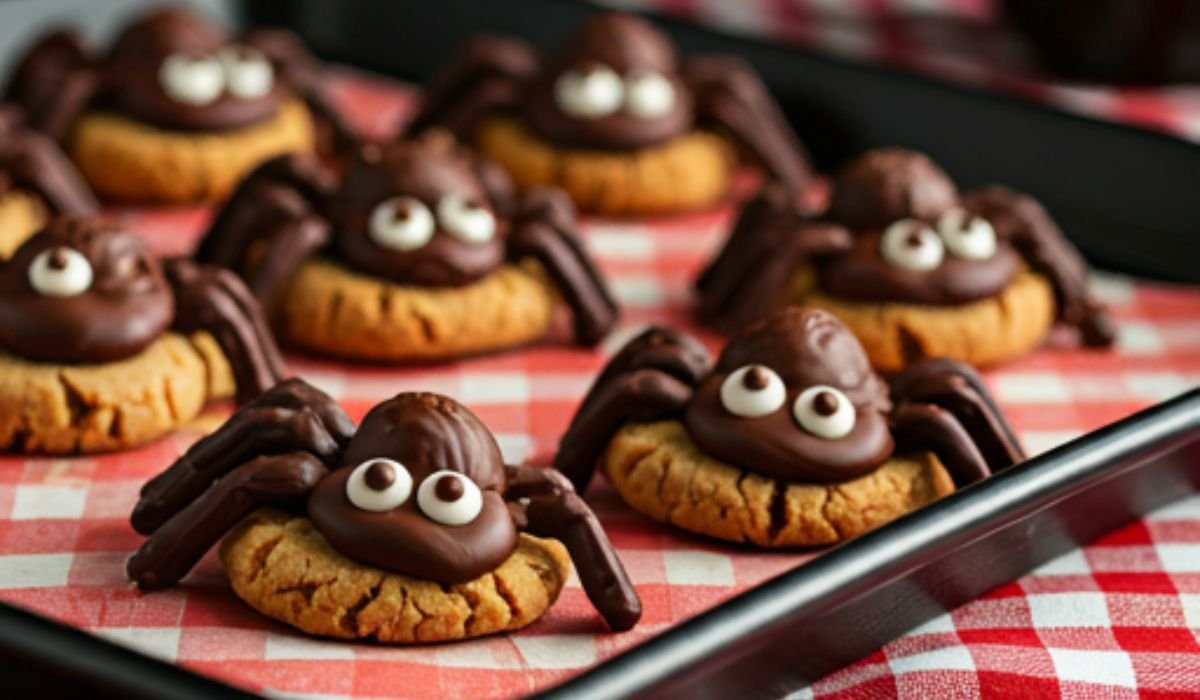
xmin=1 ymin=73 xmax=1199 ymax=700
xmin=599 ymin=0 xmax=1200 ymax=144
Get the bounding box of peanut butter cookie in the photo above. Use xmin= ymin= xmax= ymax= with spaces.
xmin=0 ymin=191 xmax=45 ymax=259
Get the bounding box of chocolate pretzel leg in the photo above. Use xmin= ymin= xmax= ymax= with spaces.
xmin=891 ymin=358 xmax=1025 ymax=471
xmin=246 ymin=213 xmax=331 ymax=309
xmin=686 ymin=54 xmax=813 ymax=193
xmin=131 ymin=384 xmax=349 ymax=535
xmin=5 ymin=129 xmax=97 ymax=215
xmin=127 ymin=453 xmax=328 ymax=591
xmin=590 ymin=326 xmax=712 ymax=393
xmin=509 ymin=187 xmax=619 ymax=346
xmin=890 ymin=403 xmax=992 ymax=487
xmin=4 ymin=29 xmax=97 ymax=143
xmin=505 ymin=465 xmax=642 ymax=631
xmin=166 ymin=260 xmax=287 ymax=402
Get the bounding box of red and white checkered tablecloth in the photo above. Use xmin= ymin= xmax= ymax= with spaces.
xmin=2 ymin=74 xmax=1199 ymax=700
xmin=599 ymin=0 xmax=1200 ymax=144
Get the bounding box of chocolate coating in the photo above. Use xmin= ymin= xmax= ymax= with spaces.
xmin=0 ymin=218 xmax=173 ymax=363
xmin=308 ymin=393 xmax=518 ymax=583
xmin=522 ymin=12 xmax=694 ymax=150
xmin=829 ymin=149 xmax=960 ymax=230
xmin=331 ymin=133 xmax=506 ymax=287
xmin=684 ymin=308 xmax=896 ymax=482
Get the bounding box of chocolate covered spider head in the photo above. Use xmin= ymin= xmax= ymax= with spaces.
xmin=308 ymin=392 xmax=517 ymax=582
xmin=684 ymin=308 xmax=895 ymax=482
xmin=330 ymin=132 xmax=511 ymax=287
xmin=524 ymin=12 xmax=693 ymax=150
xmin=104 ymin=7 xmax=285 ymax=131
xmin=0 ymin=218 xmax=171 ymax=363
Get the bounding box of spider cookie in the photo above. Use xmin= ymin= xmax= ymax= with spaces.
xmin=3 ymin=6 xmax=353 ymax=203
xmin=0 ymin=104 xmax=96 ymax=258
xmin=697 ymin=148 xmax=1115 ymax=371
xmin=0 ymin=217 xmax=285 ymax=453
xmin=128 ymin=380 xmax=641 ymax=641
xmin=554 ymin=308 xmax=1024 ymax=547
xmin=408 ymin=12 xmax=812 ymax=215
xmin=195 ymin=130 xmax=618 ymax=362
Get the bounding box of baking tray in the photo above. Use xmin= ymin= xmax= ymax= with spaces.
xmin=0 ymin=389 xmax=1197 ymax=699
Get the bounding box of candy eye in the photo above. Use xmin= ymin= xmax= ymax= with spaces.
xmin=218 ymin=46 xmax=274 ymax=99
xmin=345 ymin=458 xmax=413 ymax=512
xmin=625 ymin=72 xmax=675 ymax=119
xmin=416 ymin=471 xmax=483 ymax=526
xmin=720 ymin=364 xmax=786 ymax=418
xmin=159 ymin=53 xmax=225 ymax=105
xmin=28 ymin=246 xmax=93 ymax=297
xmin=937 ymin=208 xmax=997 ymax=261
xmin=555 ymin=65 xmax=624 ymax=118
xmin=369 ymin=196 xmax=435 ymax=251
xmin=437 ymin=194 xmax=496 ymax=245
xmin=880 ymin=219 xmax=945 ymax=272
xmin=793 ymin=386 xmax=855 ymax=439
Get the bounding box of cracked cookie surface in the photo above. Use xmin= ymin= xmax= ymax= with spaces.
xmin=221 ymin=509 xmax=571 ymax=642
xmin=277 ymin=257 xmax=558 ymax=362
xmin=789 ymin=267 xmax=1056 ymax=372
xmin=0 ymin=331 xmax=234 ymax=453
xmin=602 ymin=420 xmax=954 ymax=547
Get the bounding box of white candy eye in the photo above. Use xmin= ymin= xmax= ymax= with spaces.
xmin=416 ymin=471 xmax=483 ymax=526
xmin=792 ymin=386 xmax=855 ymax=439
xmin=880 ymin=219 xmax=945 ymax=272
xmin=345 ymin=458 xmax=413 ymax=512
xmin=28 ymin=247 xmax=93 ymax=297
xmin=159 ymin=53 xmax=225 ymax=105
xmin=720 ymin=364 xmax=786 ymax=418
xmin=555 ymin=65 xmax=624 ymax=118
xmin=369 ymin=196 xmax=435 ymax=251
xmin=625 ymin=72 xmax=675 ymax=119
xmin=437 ymin=194 xmax=496 ymax=245
xmin=937 ymin=208 xmax=997 ymax=261
xmin=218 ymin=46 xmax=274 ymax=99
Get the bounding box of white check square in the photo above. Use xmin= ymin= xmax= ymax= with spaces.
xmin=889 ymin=645 xmax=975 ymax=674
xmin=95 ymin=627 xmax=182 ymax=663
xmin=1027 ymin=592 xmax=1111 ymax=628
xmin=662 ymin=550 xmax=735 ymax=586
xmin=0 ymin=553 xmax=73 ymax=588
xmin=512 ymin=634 xmax=596 ymax=669
xmin=11 ymin=484 xmax=88 ymax=520
xmin=1048 ymin=648 xmax=1136 ymax=688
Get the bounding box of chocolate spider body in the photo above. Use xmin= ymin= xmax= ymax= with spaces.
xmin=408 ymin=12 xmax=812 ymax=195
xmin=3 ymin=7 xmax=353 ymax=149
xmin=0 ymin=217 xmax=284 ymax=402
xmin=555 ymin=308 xmax=1023 ymax=498
xmin=127 ymin=379 xmax=642 ymax=632
xmin=697 ymin=149 xmax=1115 ymax=349
xmin=194 ymin=131 xmax=618 ymax=348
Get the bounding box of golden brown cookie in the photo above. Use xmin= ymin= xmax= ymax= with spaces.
xmin=476 ymin=115 xmax=734 ymax=216
xmin=69 ymin=99 xmax=315 ymax=204
xmin=0 ymin=331 xmax=234 ymax=453
xmin=789 ymin=267 xmax=1056 ymax=372
xmin=602 ymin=420 xmax=954 ymax=547
xmin=221 ymin=508 xmax=571 ymax=642
xmin=277 ymin=257 xmax=558 ymax=362
xmin=0 ymin=190 xmax=46 ymax=259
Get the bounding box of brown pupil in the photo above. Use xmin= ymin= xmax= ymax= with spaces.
xmin=392 ymin=202 xmax=413 ymax=222
xmin=812 ymin=390 xmax=840 ymax=416
xmin=47 ymin=247 xmax=71 ymax=270
xmin=435 ymin=474 xmax=465 ymax=502
xmin=363 ymin=460 xmax=396 ymax=491
xmin=742 ymin=365 xmax=771 ymax=390
xmin=904 ymin=230 xmax=926 ymax=248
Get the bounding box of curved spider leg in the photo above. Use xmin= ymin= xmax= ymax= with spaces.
xmin=890 ymin=403 xmax=992 ymax=487
xmin=470 ymin=152 xmax=517 ymax=219
xmin=406 ymin=35 xmax=538 ymax=138
xmin=891 ymin=358 xmax=1025 ymax=472
xmin=127 ymin=452 xmax=328 ymax=591
xmin=0 ymin=127 xmax=97 ymax=215
xmin=164 ymin=260 xmax=288 ymax=402
xmin=3 ymin=29 xmax=97 ymax=143
xmin=508 ymin=187 xmax=619 ymax=346
xmin=963 ymin=185 xmax=1115 ymax=347
xmin=592 ymin=325 xmax=712 ymax=392
xmin=685 ymin=54 xmax=814 ymax=193
xmin=132 ymin=379 xmax=352 ymax=536
xmin=505 ymin=465 xmax=641 ymax=631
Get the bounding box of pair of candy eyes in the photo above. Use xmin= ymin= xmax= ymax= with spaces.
xmin=720 ymin=365 xmax=856 ymax=440
xmin=345 ymin=459 xmax=484 ymax=526
xmin=880 ymin=209 xmax=997 ymax=272
xmin=158 ymin=46 xmax=274 ymax=106
xmin=555 ymin=66 xmax=674 ymax=120
xmin=368 ymin=195 xmax=495 ymax=252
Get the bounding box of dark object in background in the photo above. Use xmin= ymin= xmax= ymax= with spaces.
xmin=1005 ymin=0 xmax=1200 ymax=84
